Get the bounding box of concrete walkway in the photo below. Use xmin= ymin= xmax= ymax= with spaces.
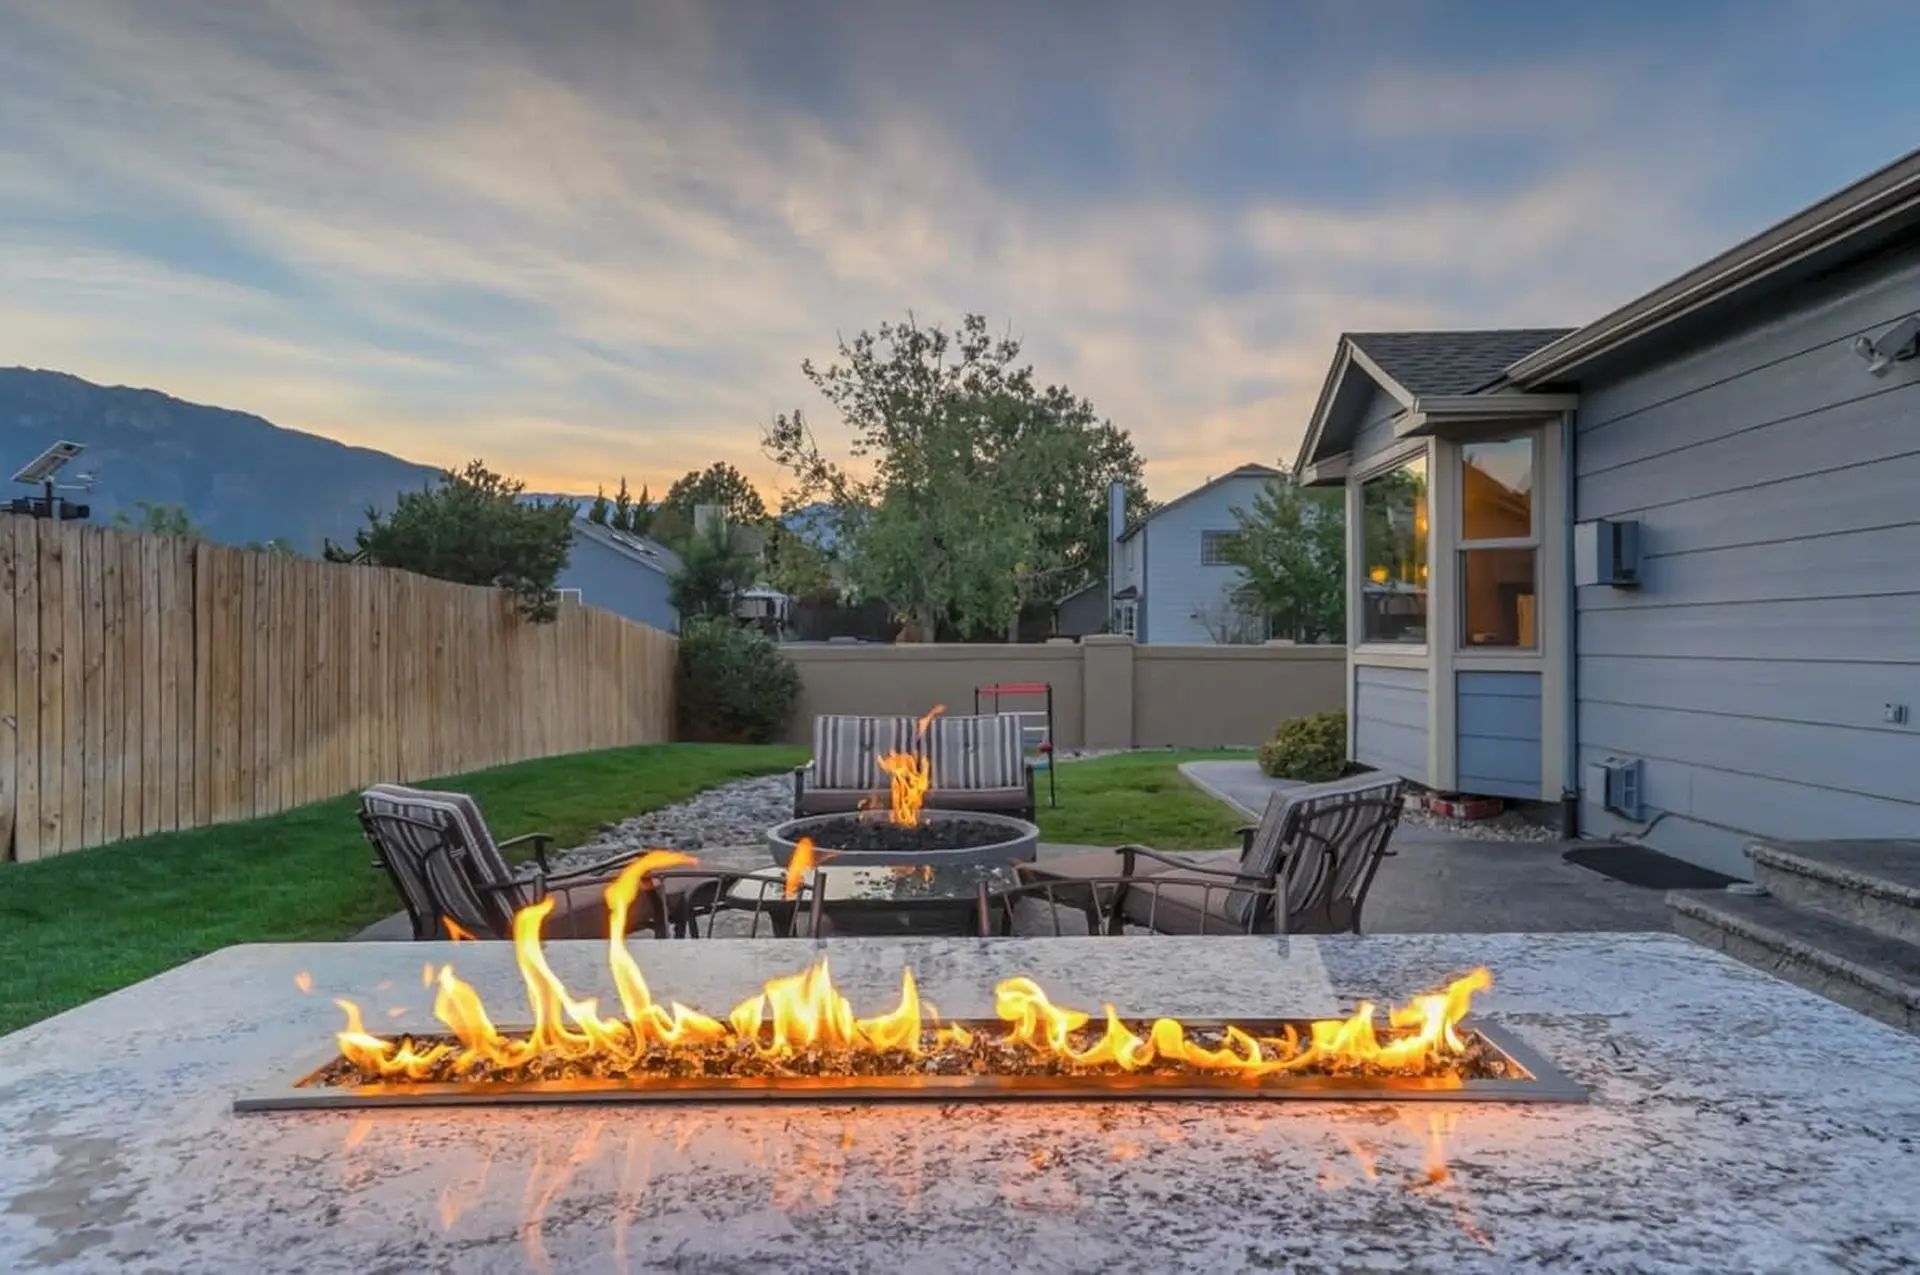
xmin=1179 ymin=759 xmax=1671 ymax=934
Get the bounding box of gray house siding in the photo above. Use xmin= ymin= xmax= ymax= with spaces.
xmin=1457 ymin=672 xmax=1542 ymax=799
xmin=558 ymin=536 xmax=678 ymax=633
xmin=1055 ymin=586 xmax=1107 ymax=637
xmin=1573 ymin=240 xmax=1920 ymax=877
xmin=1353 ymin=666 xmax=1427 ymax=778
xmin=1349 ymin=383 xmax=1408 ymax=470
xmin=1139 ymin=472 xmax=1275 ymax=644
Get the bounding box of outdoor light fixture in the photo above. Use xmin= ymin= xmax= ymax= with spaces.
xmin=1851 ymin=314 xmax=1920 ymax=376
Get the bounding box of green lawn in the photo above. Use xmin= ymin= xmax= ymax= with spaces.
xmin=0 ymin=743 xmax=807 ymax=1035
xmin=0 ymin=743 xmax=1244 ymax=1036
xmin=1036 ymin=749 xmax=1251 ymax=850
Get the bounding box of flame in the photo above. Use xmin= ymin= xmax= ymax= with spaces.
xmin=856 ymin=703 xmax=944 ymax=826
xmin=329 ymin=834 xmax=1493 ymax=1086
xmin=444 ymin=918 xmax=479 ymax=942
xmin=293 ymin=971 xmax=312 ymax=993
xmin=783 ymin=837 xmax=838 ymax=898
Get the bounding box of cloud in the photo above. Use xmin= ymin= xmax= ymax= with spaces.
xmin=0 ymin=0 xmax=1847 ymax=503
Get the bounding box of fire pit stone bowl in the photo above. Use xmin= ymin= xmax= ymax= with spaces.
xmin=767 ymin=809 xmax=1041 ymax=870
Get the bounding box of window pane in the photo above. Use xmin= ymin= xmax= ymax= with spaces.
xmin=1461 ymin=437 xmax=1534 ymax=542
xmin=1360 ymin=455 xmax=1428 ymax=644
xmin=1200 ymin=530 xmax=1238 ymax=566
xmin=1461 ymin=547 xmax=1537 ymax=647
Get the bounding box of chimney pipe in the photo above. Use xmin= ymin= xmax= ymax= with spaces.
xmin=1107 ymin=481 xmax=1126 ymax=627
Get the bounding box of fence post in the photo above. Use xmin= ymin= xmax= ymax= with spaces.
xmin=1079 ymin=635 xmax=1135 ymax=749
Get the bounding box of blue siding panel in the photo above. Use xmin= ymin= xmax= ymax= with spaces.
xmin=1354 ymin=665 xmax=1428 ymax=782
xmin=1139 ymin=470 xmax=1278 ymax=644
xmin=558 ymin=537 xmax=679 ymax=633
xmin=1456 ymin=671 xmax=1542 ymax=799
xmin=1570 ymin=239 xmax=1920 ymax=877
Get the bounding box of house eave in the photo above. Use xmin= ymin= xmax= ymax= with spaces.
xmin=1504 ymin=147 xmax=1920 ymax=387
xmin=1296 ymin=455 xmax=1349 ymax=487
xmin=1392 ymin=392 xmax=1581 ymax=439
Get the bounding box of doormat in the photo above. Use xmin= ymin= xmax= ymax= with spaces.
xmin=1563 ymin=844 xmax=1740 ymax=891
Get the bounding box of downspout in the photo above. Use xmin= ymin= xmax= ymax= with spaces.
xmin=1559 ymin=407 xmax=1581 ymax=838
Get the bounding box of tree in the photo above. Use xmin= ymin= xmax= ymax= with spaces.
xmin=1225 ymin=474 xmax=1346 ymax=643
xmin=322 ymin=459 xmax=577 ymax=622
xmin=587 ymin=486 xmax=611 ymax=525
xmin=761 ymin=519 xmax=834 ymax=600
xmin=113 ymin=501 xmax=203 ymax=539
xmin=611 ymin=477 xmax=634 ymax=533
xmin=667 ymin=518 xmax=758 ymax=621
xmin=631 ymin=484 xmax=653 ymax=537
xmin=662 ymin=461 xmax=768 ymax=530
xmin=764 ymin=312 xmax=1147 ymax=641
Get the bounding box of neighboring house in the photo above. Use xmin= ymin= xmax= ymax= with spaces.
xmin=559 ymin=516 xmax=682 ymax=633
xmin=1294 ymin=146 xmax=1920 ymax=878
xmin=1052 ymin=581 xmax=1108 ymax=638
xmin=1106 ymin=463 xmax=1283 ymax=644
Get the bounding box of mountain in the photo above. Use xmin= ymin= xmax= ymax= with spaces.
xmin=0 ymin=368 xmax=445 ymax=552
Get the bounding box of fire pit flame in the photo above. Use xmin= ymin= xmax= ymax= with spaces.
xmin=859 ymin=703 xmax=944 ymax=827
xmin=323 ymin=854 xmax=1500 ymax=1088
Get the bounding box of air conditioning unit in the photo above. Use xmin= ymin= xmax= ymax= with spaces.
xmin=1573 ymin=518 xmax=1641 ymax=588
xmin=1587 ymin=756 xmax=1645 ymax=821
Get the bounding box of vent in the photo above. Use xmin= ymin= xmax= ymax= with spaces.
xmin=1588 ymin=756 xmax=1645 ymax=821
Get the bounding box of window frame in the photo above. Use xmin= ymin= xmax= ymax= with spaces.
xmin=1114 ymin=601 xmax=1137 ymax=638
xmin=1199 ymin=530 xmax=1239 ymax=567
xmin=1354 ymin=448 xmax=1431 ymax=650
xmin=1457 ymin=432 xmax=1541 ymax=650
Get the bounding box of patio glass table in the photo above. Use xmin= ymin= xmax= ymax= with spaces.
xmin=723 ymin=862 xmax=1020 ymax=936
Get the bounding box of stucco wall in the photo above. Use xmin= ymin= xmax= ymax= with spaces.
xmin=778 ymin=639 xmax=1344 ymax=749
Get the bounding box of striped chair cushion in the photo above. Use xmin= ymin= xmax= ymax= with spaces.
xmin=1227 ymin=772 xmax=1404 ymax=925
xmin=361 ymin=784 xmax=533 ymax=934
xmin=810 ymin=715 xmax=921 ymax=790
xmin=926 ymin=714 xmax=1026 ymax=790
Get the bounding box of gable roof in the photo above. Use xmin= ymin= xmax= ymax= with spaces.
xmin=1119 ymin=463 xmax=1281 ymax=543
xmin=571 ymin=516 xmax=682 ymax=577
xmin=1502 ymin=147 xmax=1920 ymax=387
xmin=1347 ymin=329 xmax=1575 ymax=397
xmin=1292 ymin=327 xmax=1573 ymax=476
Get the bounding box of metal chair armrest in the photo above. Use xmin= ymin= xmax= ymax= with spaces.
xmin=1118 ymin=843 xmax=1271 ymax=884
xmin=498 ymin=831 xmax=553 ymax=874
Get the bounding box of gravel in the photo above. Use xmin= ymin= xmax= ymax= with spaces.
xmin=1399 ymin=805 xmax=1564 ymax=843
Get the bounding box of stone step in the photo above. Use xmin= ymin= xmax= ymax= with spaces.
xmin=1747 ymin=838 xmax=1920 ymax=946
xmin=1667 ymin=889 xmax=1920 ymax=1037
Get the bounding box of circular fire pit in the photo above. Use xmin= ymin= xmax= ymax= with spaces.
xmin=767 ymin=809 xmax=1041 ymax=870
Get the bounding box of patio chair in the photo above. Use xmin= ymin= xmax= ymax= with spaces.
xmin=636 ymin=866 xmax=811 ymax=939
xmin=359 ymin=784 xmax=703 ymax=942
xmin=792 ymin=713 xmax=1037 ymax=819
xmin=1014 ymin=771 xmax=1405 ymax=936
xmin=977 ymin=873 xmax=1288 ymax=937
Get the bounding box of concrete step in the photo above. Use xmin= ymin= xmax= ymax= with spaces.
xmin=1747 ymin=838 xmax=1920 ymax=946
xmin=1668 ymin=889 xmax=1920 ymax=1037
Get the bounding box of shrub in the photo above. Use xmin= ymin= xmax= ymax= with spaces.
xmin=675 ymin=617 xmax=802 ymax=744
xmin=1257 ymin=709 xmax=1348 ymax=782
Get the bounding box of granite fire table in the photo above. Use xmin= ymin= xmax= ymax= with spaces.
xmin=2 ymin=933 xmax=1917 ymax=1274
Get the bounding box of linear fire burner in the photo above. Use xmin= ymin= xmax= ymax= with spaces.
xmin=233 ymin=1018 xmax=1586 ymax=1113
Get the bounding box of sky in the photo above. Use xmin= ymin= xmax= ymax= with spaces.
xmin=2 ymin=0 xmax=1917 ymax=504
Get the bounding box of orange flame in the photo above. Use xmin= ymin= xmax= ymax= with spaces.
xmin=784 ymin=837 xmax=839 ymax=898
xmin=443 ymin=918 xmax=479 ymax=942
xmin=858 ymin=703 xmax=944 ymax=826
xmin=331 ymin=857 xmax=1490 ymax=1082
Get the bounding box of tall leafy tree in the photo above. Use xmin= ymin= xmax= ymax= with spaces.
xmin=610 ymin=476 xmax=635 ymax=533
xmin=663 ymin=462 xmax=768 ymax=530
xmin=1226 ymin=474 xmax=1346 ymax=643
xmin=667 ymin=519 xmax=759 ymax=621
xmin=587 ymin=486 xmax=611 ymax=525
xmin=322 ymin=459 xmax=577 ymax=622
xmin=764 ymin=312 xmax=1146 ymax=640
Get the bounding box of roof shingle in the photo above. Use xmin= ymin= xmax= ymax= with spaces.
xmin=1346 ymin=328 xmax=1575 ymax=397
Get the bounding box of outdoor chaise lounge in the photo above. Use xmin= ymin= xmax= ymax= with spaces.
xmin=1014 ymin=771 xmax=1405 ymax=935
xmin=792 ymin=712 xmax=1037 ymax=820
xmin=359 ymin=784 xmax=711 ymax=941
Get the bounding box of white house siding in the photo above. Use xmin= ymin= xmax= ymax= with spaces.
xmin=1573 ymin=240 xmax=1920 ymax=878
xmin=1138 ymin=472 xmax=1277 ymax=644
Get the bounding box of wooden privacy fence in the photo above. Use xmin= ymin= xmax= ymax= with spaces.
xmin=0 ymin=516 xmax=677 ymax=861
